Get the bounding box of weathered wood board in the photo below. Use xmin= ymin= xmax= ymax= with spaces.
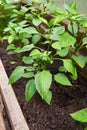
xmin=0 ymin=59 xmax=29 ymax=130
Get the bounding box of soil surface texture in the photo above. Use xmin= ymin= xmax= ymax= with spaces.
xmin=0 ymin=43 xmax=87 ymax=130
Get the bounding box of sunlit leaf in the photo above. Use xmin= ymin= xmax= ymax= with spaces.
xmin=70 ymin=108 xmax=87 ymax=123
xmin=35 ymin=70 xmax=52 ymax=104
xmin=72 ymin=55 xmax=86 ymax=68
xmin=18 ymin=44 xmax=34 ymax=53
xmin=63 ymin=59 xmax=77 ymax=80
xmin=9 ymin=66 xmax=25 ymax=84
xmin=54 ymin=73 xmax=72 ymax=86
xmin=25 ymin=79 xmax=36 ymax=102
xmin=58 ymin=32 xmax=76 ymax=47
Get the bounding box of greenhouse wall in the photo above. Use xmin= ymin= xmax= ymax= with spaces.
xmin=54 ymin=0 xmax=87 ymax=14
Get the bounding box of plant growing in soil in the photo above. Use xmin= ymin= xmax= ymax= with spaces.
xmin=0 ymin=2 xmax=17 ymax=38
xmin=70 ymin=108 xmax=87 ymax=130
xmin=2 ymin=0 xmax=87 ymax=104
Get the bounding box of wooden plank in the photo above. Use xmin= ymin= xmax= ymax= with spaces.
xmin=0 ymin=110 xmax=6 ymax=130
xmin=0 ymin=95 xmax=6 ymax=130
xmin=0 ymin=59 xmax=29 ymax=130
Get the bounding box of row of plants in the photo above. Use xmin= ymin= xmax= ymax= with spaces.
xmin=0 ymin=0 xmax=87 ymax=129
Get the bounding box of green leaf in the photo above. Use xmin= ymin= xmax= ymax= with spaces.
xmin=83 ymin=22 xmax=87 ymax=28
xmin=35 ymin=70 xmax=52 ymax=102
xmin=68 ymin=23 xmax=73 ymax=33
xmin=24 ymin=27 xmax=39 ymax=34
xmin=54 ymin=15 xmax=68 ymax=24
xmin=70 ymin=108 xmax=87 ymax=123
xmin=52 ymin=42 xmax=61 ymax=50
xmin=68 ymin=23 xmax=78 ymax=36
xmin=72 ymin=55 xmax=86 ymax=68
xmin=6 ymin=44 xmax=16 ymax=51
xmin=56 ymin=47 xmax=69 ymax=57
xmin=9 ymin=66 xmax=25 ymax=84
xmin=63 ymin=59 xmax=77 ymax=80
xmin=25 ymin=66 xmax=35 ymax=72
xmin=64 ymin=1 xmax=77 ymax=14
xmin=8 ymin=35 xmax=14 ymax=43
xmin=25 ymin=79 xmax=36 ymax=102
xmin=73 ymin=24 xmax=78 ymax=36
xmin=39 ymin=17 xmax=48 ymax=25
xmin=44 ymin=90 xmax=52 ymax=105
xmin=32 ymin=18 xmax=41 ymax=26
xmin=22 ymin=38 xmax=29 ymax=45
xmin=21 ymin=6 xmax=28 ymax=13
xmin=84 ymin=127 xmax=87 ymax=130
xmin=18 ymin=44 xmax=34 ymax=53
xmin=82 ymin=37 xmax=87 ymax=45
xmin=47 ymin=1 xmax=57 ymax=12
xmin=70 ymin=1 xmax=77 ymax=14
xmin=58 ymin=32 xmax=76 ymax=47
xmin=48 ymin=18 xmax=55 ymax=27
xmin=54 ymin=73 xmax=72 ymax=86
xmin=23 ymin=72 xmax=34 ymax=78
xmin=59 ymin=66 xmax=66 ymax=72
xmin=23 ymin=56 xmax=33 ymax=64
xmin=52 ymin=26 xmax=65 ymax=35
xmin=30 ymin=49 xmax=42 ymax=56
xmin=32 ymin=0 xmax=43 ymax=4
xmin=50 ymin=33 xmax=59 ymax=40
xmin=1 ymin=0 xmax=7 ymax=4
xmin=32 ymin=35 xmax=41 ymax=44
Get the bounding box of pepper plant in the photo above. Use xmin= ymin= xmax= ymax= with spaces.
xmin=70 ymin=108 xmax=87 ymax=130
xmin=2 ymin=0 xmax=87 ymax=104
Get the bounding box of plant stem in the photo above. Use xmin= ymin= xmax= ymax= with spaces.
xmin=52 ymin=57 xmax=62 ymax=61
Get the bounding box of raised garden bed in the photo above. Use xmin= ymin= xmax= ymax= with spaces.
xmin=0 ymin=1 xmax=87 ymax=130
xmin=0 ymin=42 xmax=87 ymax=130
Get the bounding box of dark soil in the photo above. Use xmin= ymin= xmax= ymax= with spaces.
xmin=0 ymin=43 xmax=87 ymax=130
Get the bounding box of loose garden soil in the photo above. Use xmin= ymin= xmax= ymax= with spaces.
xmin=0 ymin=43 xmax=87 ymax=130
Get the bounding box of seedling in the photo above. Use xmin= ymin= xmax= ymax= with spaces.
xmin=2 ymin=0 xmax=87 ymax=104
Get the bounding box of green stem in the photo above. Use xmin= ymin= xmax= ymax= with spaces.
xmin=52 ymin=57 xmax=63 ymax=61
xmin=35 ymin=46 xmax=44 ymax=51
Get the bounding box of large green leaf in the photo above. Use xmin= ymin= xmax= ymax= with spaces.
xmin=56 ymin=47 xmax=69 ymax=57
xmin=8 ymin=35 xmax=14 ymax=43
xmin=70 ymin=108 xmax=87 ymax=123
xmin=23 ymin=56 xmax=34 ymax=64
xmin=23 ymin=27 xmax=39 ymax=34
xmin=50 ymin=33 xmax=59 ymax=40
xmin=18 ymin=44 xmax=34 ymax=53
xmin=32 ymin=35 xmax=41 ymax=44
xmin=54 ymin=73 xmax=72 ymax=86
xmin=6 ymin=43 xmax=16 ymax=51
xmin=30 ymin=49 xmax=42 ymax=56
xmin=52 ymin=26 xmax=65 ymax=35
xmin=72 ymin=55 xmax=86 ymax=68
xmin=58 ymin=32 xmax=76 ymax=47
xmin=27 ymin=27 xmax=39 ymax=34
xmin=35 ymin=70 xmax=52 ymax=102
xmin=52 ymin=42 xmax=61 ymax=50
xmin=9 ymin=66 xmax=25 ymax=84
xmin=25 ymin=79 xmax=36 ymax=102
xmin=32 ymin=18 xmax=41 ymax=26
xmin=63 ymin=59 xmax=77 ymax=80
